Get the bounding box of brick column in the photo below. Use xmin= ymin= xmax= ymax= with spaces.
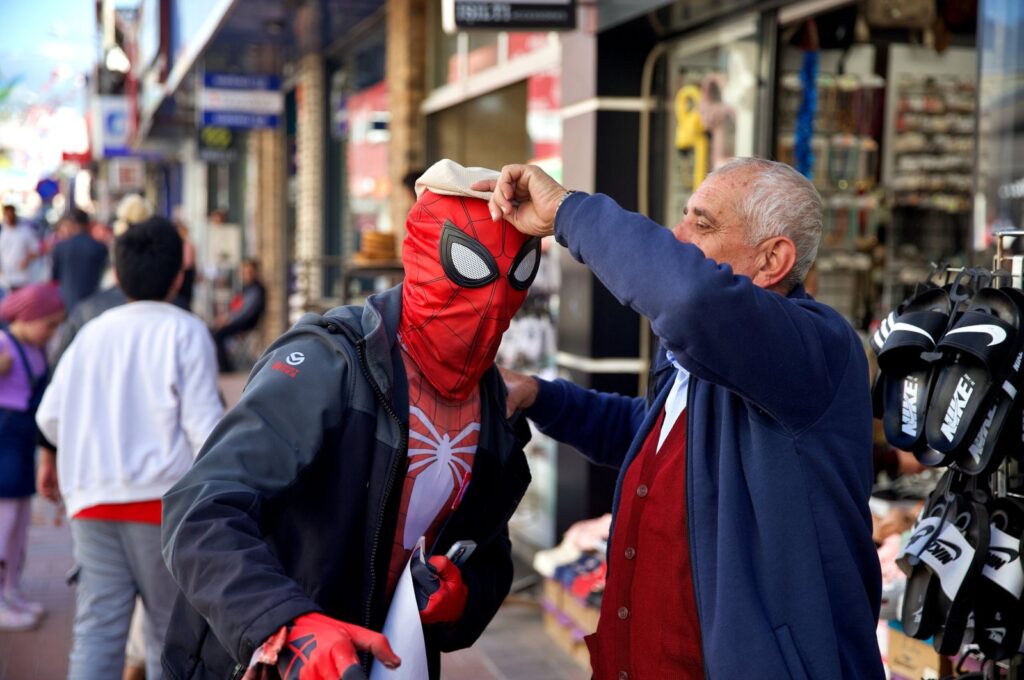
xmin=387 ymin=0 xmax=427 ymax=242
xmin=249 ymin=127 xmax=288 ymax=349
xmin=293 ymin=53 xmax=325 ymax=316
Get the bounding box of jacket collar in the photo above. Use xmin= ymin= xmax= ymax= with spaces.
xmin=358 ymin=285 xmax=404 ymax=401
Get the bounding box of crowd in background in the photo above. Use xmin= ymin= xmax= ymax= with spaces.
xmin=0 ymin=198 xmax=265 ymax=680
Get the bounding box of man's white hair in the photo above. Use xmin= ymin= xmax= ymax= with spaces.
xmin=713 ymin=157 xmax=822 ymax=291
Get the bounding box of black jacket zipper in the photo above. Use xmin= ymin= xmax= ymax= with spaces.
xmin=355 ymin=339 xmax=408 ymax=658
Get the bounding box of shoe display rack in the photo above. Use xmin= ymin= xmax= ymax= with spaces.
xmin=876 ymin=231 xmax=1024 ymax=679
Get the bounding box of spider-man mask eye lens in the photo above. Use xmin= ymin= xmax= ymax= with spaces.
xmin=508 ymin=237 xmax=541 ymax=290
xmin=440 ymin=221 xmax=499 ymax=288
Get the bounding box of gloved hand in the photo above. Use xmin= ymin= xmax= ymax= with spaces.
xmin=411 ymin=555 xmax=468 ymax=625
xmin=276 ymin=612 xmax=400 ymax=680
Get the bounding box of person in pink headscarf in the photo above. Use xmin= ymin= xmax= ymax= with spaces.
xmin=0 ymin=282 xmax=64 ymax=631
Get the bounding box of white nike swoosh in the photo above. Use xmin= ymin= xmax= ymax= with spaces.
xmin=890 ymin=322 xmax=936 ymax=345
xmin=946 ymin=324 xmax=1008 ymax=347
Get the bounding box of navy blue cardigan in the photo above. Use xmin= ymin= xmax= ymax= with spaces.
xmin=526 ymin=193 xmax=883 ymax=679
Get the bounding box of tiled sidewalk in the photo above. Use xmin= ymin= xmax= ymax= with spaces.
xmin=0 ymin=374 xmax=587 ymax=680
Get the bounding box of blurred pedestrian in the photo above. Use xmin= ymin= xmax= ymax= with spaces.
xmin=211 ymin=259 xmax=265 ymax=372
xmin=36 ymin=217 xmax=223 ymax=679
xmin=172 ymin=220 xmax=196 ymax=311
xmin=0 ymin=283 xmax=64 ymax=631
xmin=51 ymin=209 xmax=108 ymax=312
xmin=0 ymin=205 xmax=40 ymax=293
xmin=53 ymin=196 xmax=154 ymax=360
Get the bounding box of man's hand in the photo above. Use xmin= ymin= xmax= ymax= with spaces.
xmin=470 ymin=164 xmax=567 ymax=238
xmin=37 ymin=448 xmax=59 ymax=502
xmin=411 ymin=555 xmax=468 ymax=625
xmin=498 ymin=366 xmax=540 ymax=418
xmin=276 ymin=613 xmax=399 ymax=680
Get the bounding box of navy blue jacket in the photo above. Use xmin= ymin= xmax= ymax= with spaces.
xmin=161 ymin=286 xmax=531 ymax=680
xmin=526 ymin=193 xmax=883 ymax=679
xmin=51 ymin=232 xmax=108 ymax=311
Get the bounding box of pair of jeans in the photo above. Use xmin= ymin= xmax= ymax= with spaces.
xmin=68 ymin=519 xmax=177 ymax=680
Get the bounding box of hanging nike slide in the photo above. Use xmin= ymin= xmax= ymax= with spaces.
xmin=974 ymin=497 xmax=1024 ymax=660
xmin=877 ymin=288 xmax=951 ymax=454
xmin=953 ymin=288 xmax=1024 ymax=476
xmin=925 ymin=288 xmax=1022 ymax=463
xmin=898 ymin=494 xmax=990 ymax=654
xmin=898 ymin=483 xmax=952 ymax=640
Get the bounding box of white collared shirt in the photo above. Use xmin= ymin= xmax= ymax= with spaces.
xmin=658 ymin=352 xmax=690 ymax=452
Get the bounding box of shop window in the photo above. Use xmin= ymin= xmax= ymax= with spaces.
xmin=466 ymin=31 xmax=500 ymax=76
xmin=428 ymin=81 xmax=529 ymax=169
xmin=428 ymin=1 xmax=555 ymax=89
xmin=661 ymin=22 xmax=760 ymax=227
xmin=508 ymin=32 xmax=551 ymax=60
xmin=346 ymin=82 xmax=392 ymax=247
xmin=772 ymin=4 xmax=978 ymax=328
xmin=975 ymin=0 xmax=1024 ymax=252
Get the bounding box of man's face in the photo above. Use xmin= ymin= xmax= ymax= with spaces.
xmin=3 ymin=207 xmax=15 ymax=226
xmin=671 ymin=169 xmax=763 ymax=283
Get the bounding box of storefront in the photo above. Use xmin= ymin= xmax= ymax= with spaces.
xmin=638 ymin=0 xmax=981 ymax=331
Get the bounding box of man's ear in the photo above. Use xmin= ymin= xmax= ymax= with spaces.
xmin=752 ymin=236 xmax=797 ymax=291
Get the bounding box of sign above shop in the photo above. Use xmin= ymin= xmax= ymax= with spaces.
xmin=91 ymin=96 xmax=132 ymax=160
xmin=442 ymin=0 xmax=575 ymax=32
xmin=197 ymin=126 xmax=238 ymax=163
xmin=198 ymin=73 xmax=283 ymax=129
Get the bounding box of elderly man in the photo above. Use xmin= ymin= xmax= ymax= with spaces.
xmin=476 ymin=158 xmax=882 ymax=680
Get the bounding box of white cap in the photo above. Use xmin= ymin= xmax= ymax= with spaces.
xmin=414 ymin=159 xmax=498 ymax=201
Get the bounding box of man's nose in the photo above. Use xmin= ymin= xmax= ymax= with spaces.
xmin=672 ymin=224 xmax=690 ymax=243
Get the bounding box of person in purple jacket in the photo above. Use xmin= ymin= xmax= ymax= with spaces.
xmin=474 ymin=158 xmax=883 ymax=680
xmin=0 ymin=283 xmax=64 ymax=632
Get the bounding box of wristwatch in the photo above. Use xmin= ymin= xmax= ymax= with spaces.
xmin=554 ymin=190 xmax=577 ymax=224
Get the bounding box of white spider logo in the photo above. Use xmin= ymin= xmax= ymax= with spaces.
xmin=402 ymin=405 xmax=479 ymax=550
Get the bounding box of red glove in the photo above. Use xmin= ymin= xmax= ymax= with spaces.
xmin=275 ymin=613 xmax=400 ymax=680
xmin=411 ymin=555 xmax=468 ymax=625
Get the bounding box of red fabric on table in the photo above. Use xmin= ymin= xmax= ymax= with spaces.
xmin=74 ymin=500 xmax=162 ymax=525
xmin=586 ymin=409 xmax=704 ymax=680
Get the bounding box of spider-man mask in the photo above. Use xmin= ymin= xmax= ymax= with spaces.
xmin=399 ymin=190 xmax=541 ymax=401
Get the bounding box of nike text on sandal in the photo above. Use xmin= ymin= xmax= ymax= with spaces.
xmin=925 ymin=288 xmax=1022 ymax=462
xmin=877 ymin=288 xmax=951 ymax=454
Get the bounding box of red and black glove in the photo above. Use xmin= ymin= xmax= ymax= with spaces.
xmin=411 ymin=555 xmax=468 ymax=625
xmin=275 ymin=613 xmax=400 ymax=680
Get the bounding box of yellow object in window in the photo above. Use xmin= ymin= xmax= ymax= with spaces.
xmin=674 ymin=85 xmax=708 ymax=189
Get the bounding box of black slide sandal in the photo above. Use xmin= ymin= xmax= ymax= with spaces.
xmin=878 ymin=288 xmax=951 ymax=453
xmin=926 ymin=288 xmax=1021 ymax=461
xmin=899 ymin=478 xmax=955 ymax=639
xmin=930 ymin=495 xmax=990 ymax=655
xmin=956 ymin=288 xmax=1024 ymax=476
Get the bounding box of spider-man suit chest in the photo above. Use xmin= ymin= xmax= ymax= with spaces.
xmin=385 ymin=349 xmax=480 ymax=598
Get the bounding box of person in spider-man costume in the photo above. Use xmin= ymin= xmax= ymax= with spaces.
xmin=160 ymin=160 xmax=538 ymax=680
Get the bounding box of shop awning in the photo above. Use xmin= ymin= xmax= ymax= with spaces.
xmin=136 ymin=0 xmax=298 ymax=144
